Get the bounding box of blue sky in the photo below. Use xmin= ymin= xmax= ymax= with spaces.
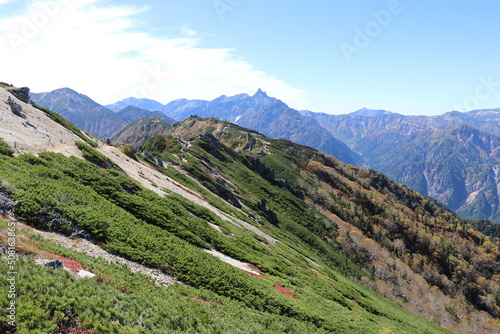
xmin=1 ymin=0 xmax=499 ymax=115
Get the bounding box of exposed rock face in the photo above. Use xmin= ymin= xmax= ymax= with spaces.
xmin=245 ymin=156 xmax=275 ymax=182
xmin=7 ymin=96 xmax=26 ymax=119
xmin=6 ymin=86 xmax=31 ymax=104
xmin=256 ymin=199 xmax=279 ymax=225
xmin=0 ymin=189 xmax=17 ymax=213
xmin=199 ymin=132 xmax=234 ymax=161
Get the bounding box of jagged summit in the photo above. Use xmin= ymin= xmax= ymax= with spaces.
xmin=253 ymin=88 xmax=268 ymax=97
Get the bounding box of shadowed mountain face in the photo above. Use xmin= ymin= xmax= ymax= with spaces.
xmin=105 ymin=97 xmax=165 ymax=112
xmin=109 ymin=116 xmax=172 ymax=150
xmin=116 ymin=105 xmax=175 ymax=124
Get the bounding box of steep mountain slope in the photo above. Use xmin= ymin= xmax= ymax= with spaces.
xmin=303 ymin=109 xmax=500 ymax=223
xmin=2 ymin=85 xmax=499 ymax=333
xmin=375 ymin=124 xmax=500 ymax=220
xmin=109 ymin=116 xmax=172 ymax=149
xmin=115 ymin=105 xmax=175 ymax=124
xmin=0 ymin=85 xmax=461 ymax=333
xmin=31 ymin=88 xmax=127 ymax=139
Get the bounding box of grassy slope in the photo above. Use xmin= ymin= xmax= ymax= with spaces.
xmin=0 ymin=141 xmax=449 ymax=333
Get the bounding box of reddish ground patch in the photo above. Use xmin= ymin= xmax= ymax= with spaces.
xmin=41 ymin=251 xmax=87 ymax=273
xmin=54 ymin=255 xmax=86 ymax=273
xmin=274 ymin=284 xmax=296 ymax=299
xmin=172 ymin=181 xmax=206 ymax=202
xmin=140 ymin=161 xmax=160 ymax=173
xmin=261 ymin=242 xmax=273 ymax=250
xmin=189 ymin=297 xmax=221 ymax=305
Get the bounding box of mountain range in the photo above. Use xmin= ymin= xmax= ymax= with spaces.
xmin=301 ymin=108 xmax=500 ymax=222
xmin=30 ymin=88 xmax=500 ymax=224
xmin=31 ymin=88 xmax=174 ymax=139
xmin=1 ymin=83 xmax=499 ymax=333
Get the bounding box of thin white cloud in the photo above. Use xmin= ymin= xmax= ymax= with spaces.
xmin=0 ymin=0 xmax=308 ymax=109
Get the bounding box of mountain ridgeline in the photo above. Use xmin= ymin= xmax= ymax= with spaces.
xmin=32 ymin=88 xmax=500 ymax=225
xmin=1 ymin=84 xmax=499 ymax=333
xmin=31 ymin=88 xmax=174 ymax=139
xmin=301 ymin=108 xmax=500 ymax=224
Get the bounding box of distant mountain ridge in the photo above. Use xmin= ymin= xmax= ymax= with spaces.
xmin=33 ymin=87 xmax=500 ymax=222
xmin=105 ymin=97 xmax=165 ymax=112
xmin=116 ymin=105 xmax=175 ymax=124
xmin=31 ymin=88 xmax=174 ymax=139
xmin=110 ymin=89 xmax=362 ymax=165
xmin=303 ymin=108 xmax=500 ymax=222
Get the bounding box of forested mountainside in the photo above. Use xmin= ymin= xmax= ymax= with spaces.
xmin=1 ymin=85 xmax=499 ymax=333
xmin=301 ymin=109 xmax=500 ymax=224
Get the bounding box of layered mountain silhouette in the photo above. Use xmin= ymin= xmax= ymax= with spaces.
xmin=107 ymin=89 xmax=362 ymax=166
xmin=31 ymin=88 xmax=174 ymax=139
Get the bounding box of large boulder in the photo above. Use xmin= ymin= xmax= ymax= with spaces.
xmin=6 ymin=86 xmax=31 ymax=104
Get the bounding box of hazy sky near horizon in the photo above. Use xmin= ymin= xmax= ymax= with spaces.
xmin=1 ymin=0 xmax=499 ymax=115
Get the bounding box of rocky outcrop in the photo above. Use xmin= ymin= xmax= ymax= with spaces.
xmin=199 ymin=132 xmax=237 ymax=161
xmin=7 ymin=96 xmax=26 ymax=119
xmin=6 ymin=86 xmax=31 ymax=104
xmin=256 ymin=199 xmax=279 ymax=225
xmin=245 ymin=157 xmax=275 ymax=182
xmin=0 ymin=190 xmax=17 ymax=214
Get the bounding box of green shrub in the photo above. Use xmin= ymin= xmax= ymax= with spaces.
xmin=0 ymin=140 xmax=14 ymax=157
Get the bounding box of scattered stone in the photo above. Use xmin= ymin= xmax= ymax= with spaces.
xmin=40 ymin=259 xmax=64 ymax=270
xmin=77 ymin=269 xmax=96 ymax=279
xmin=0 ymin=192 xmax=17 ymax=213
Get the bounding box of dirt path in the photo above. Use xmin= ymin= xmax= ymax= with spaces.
xmin=15 ymin=220 xmax=179 ymax=286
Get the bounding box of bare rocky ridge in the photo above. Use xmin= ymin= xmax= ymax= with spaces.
xmin=0 ymin=87 xmax=84 ymax=158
